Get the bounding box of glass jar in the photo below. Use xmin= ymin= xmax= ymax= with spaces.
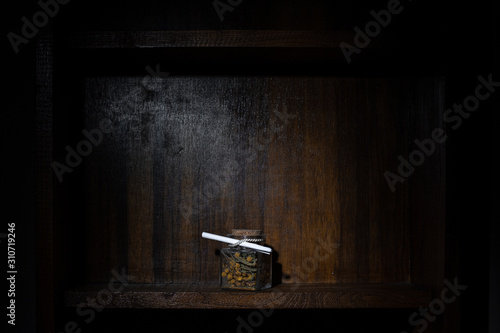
xmin=219 ymin=229 xmax=272 ymax=290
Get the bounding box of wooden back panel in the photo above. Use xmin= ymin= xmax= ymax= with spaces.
xmin=81 ymin=76 xmax=439 ymax=284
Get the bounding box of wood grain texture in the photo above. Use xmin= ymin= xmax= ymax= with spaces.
xmin=79 ymin=76 xmax=441 ymax=285
xmin=64 ymin=30 xmax=385 ymax=49
xmin=65 ymin=283 xmax=430 ymax=309
xmin=40 ymin=0 xmax=452 ymax=329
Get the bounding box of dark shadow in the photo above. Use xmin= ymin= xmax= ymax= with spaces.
xmin=270 ymin=247 xmax=282 ymax=287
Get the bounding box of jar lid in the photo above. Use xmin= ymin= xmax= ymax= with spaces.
xmin=232 ymin=229 xmax=262 ymax=236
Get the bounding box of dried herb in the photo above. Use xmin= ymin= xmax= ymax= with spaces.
xmin=220 ymin=250 xmax=260 ymax=289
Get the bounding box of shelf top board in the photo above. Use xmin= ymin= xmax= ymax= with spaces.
xmin=63 ymin=30 xmax=387 ymax=49
xmin=65 ymin=283 xmax=429 ymax=309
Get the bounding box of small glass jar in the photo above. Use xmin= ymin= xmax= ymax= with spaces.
xmin=219 ymin=229 xmax=272 ymax=290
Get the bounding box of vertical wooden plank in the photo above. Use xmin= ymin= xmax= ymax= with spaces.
xmin=84 ymin=77 xmax=130 ymax=282
xmin=301 ymin=77 xmax=340 ymax=283
xmin=126 ymin=79 xmax=155 ymax=283
xmin=264 ymin=77 xmax=306 ymax=284
xmin=165 ymin=77 xmax=203 ymax=283
xmin=240 ymin=78 xmax=270 ymax=232
xmin=152 ymin=114 xmax=167 ymax=283
xmin=84 ymin=140 xmax=128 ymax=281
xmin=334 ymin=78 xmax=362 ymax=283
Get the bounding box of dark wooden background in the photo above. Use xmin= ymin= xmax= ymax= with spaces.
xmin=2 ymin=0 xmax=497 ymax=332
xmin=77 ymin=76 xmax=430 ymax=285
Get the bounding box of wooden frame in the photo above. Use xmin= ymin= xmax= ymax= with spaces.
xmin=36 ymin=29 xmax=453 ymax=332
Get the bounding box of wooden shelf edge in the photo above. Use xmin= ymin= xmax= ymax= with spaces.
xmin=65 ymin=283 xmax=430 ymax=309
xmin=63 ymin=30 xmax=388 ymax=49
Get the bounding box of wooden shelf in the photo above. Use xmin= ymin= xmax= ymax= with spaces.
xmin=60 ymin=30 xmax=442 ymax=76
xmin=65 ymin=283 xmax=429 ymax=309
xmin=33 ymin=0 xmax=462 ymax=331
xmin=63 ymin=30 xmax=388 ymax=49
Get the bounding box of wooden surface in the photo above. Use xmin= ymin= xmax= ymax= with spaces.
xmin=64 ymin=30 xmax=384 ymax=48
xmin=65 ymin=283 xmax=430 ymax=309
xmin=37 ymin=0 xmax=456 ymax=331
xmin=65 ymin=76 xmax=446 ymax=285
